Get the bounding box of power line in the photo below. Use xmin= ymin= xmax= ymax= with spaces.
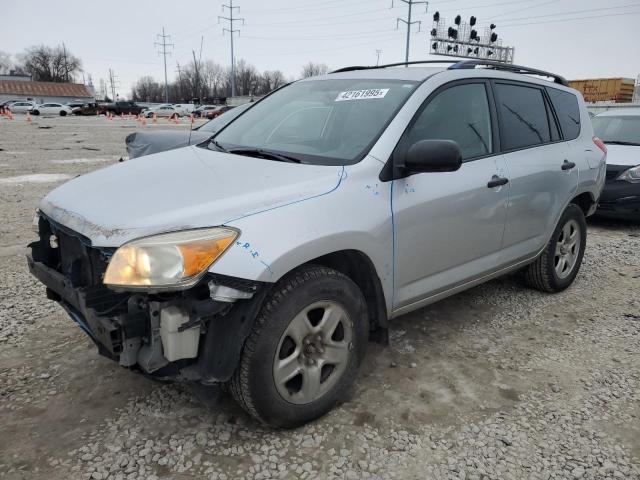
xmin=219 ymin=0 xmax=245 ymax=97
xmin=394 ymin=0 xmax=429 ymax=64
xmin=499 ymin=9 xmax=640 ymax=27
xmin=493 ymin=2 xmax=640 ymax=23
xmin=155 ymin=27 xmax=174 ymax=103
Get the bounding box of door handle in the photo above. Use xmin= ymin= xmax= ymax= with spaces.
xmin=487 ymin=175 xmax=509 ymax=188
xmin=561 ymin=160 xmax=576 ymax=171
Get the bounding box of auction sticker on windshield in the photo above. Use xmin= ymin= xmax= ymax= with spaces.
xmin=335 ymin=88 xmax=389 ymax=101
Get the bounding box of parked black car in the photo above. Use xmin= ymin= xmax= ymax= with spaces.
xmin=66 ymin=102 xmax=101 ymax=115
xmin=592 ymin=110 xmax=640 ymax=220
xmin=101 ymin=101 xmax=144 ymax=116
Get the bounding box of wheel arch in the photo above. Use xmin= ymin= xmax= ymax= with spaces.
xmin=302 ymin=249 xmax=389 ymax=344
xmin=570 ymin=191 xmax=597 ymax=217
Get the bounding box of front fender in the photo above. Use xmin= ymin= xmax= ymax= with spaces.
xmin=209 ymin=160 xmax=393 ymax=310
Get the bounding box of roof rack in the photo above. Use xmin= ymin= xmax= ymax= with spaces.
xmin=448 ymin=59 xmax=569 ymax=86
xmin=330 ymin=59 xmax=569 ymax=87
xmin=330 ymin=60 xmax=461 ymax=74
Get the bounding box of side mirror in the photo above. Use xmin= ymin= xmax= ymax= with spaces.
xmin=405 ymin=139 xmax=462 ymax=173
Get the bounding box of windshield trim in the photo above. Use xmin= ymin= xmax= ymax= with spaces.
xmin=209 ymin=78 xmax=420 ymax=166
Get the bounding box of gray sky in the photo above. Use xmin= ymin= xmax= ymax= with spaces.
xmin=3 ymin=0 xmax=640 ymax=97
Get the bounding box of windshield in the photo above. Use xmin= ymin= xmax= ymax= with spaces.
xmin=592 ymin=115 xmax=640 ymax=145
xmin=211 ymin=78 xmax=418 ymax=165
xmin=198 ymin=104 xmax=250 ymax=133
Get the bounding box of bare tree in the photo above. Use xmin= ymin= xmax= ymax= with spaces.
xmin=301 ymin=62 xmax=328 ymax=78
xmin=17 ymin=45 xmax=82 ymax=82
xmin=202 ymin=60 xmax=226 ymax=98
xmin=259 ymin=70 xmax=286 ymax=94
xmin=131 ymin=76 xmax=164 ymax=103
xmin=173 ymin=61 xmax=208 ymax=102
xmin=234 ymin=59 xmax=260 ymax=96
xmin=0 ymin=51 xmax=12 ymax=74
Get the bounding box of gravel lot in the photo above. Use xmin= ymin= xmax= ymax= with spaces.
xmin=1 ymin=114 xmax=639 ymax=480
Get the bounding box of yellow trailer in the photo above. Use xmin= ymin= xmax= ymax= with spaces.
xmin=568 ymin=78 xmax=635 ymax=103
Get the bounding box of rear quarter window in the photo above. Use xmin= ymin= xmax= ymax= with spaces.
xmin=547 ymin=88 xmax=581 ymax=140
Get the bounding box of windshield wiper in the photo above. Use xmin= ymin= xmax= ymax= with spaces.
xmin=603 ymin=140 xmax=640 ymax=146
xmin=228 ymin=148 xmax=302 ymax=163
xmin=209 ymin=139 xmax=227 ymax=152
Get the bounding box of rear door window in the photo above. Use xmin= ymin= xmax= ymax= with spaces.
xmin=494 ymin=83 xmax=551 ymax=150
xmin=547 ymin=88 xmax=581 ymax=140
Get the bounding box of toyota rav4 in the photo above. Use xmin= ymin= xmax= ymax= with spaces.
xmin=28 ymin=60 xmax=606 ymax=428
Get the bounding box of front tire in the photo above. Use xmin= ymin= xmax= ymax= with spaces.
xmin=229 ymin=265 xmax=368 ymax=428
xmin=60 ymin=110 xmax=67 ymax=116
xmin=525 ymin=203 xmax=587 ymax=293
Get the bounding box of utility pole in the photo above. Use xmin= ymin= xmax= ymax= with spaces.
xmin=175 ymin=62 xmax=183 ymax=101
xmin=375 ymin=49 xmax=382 ymax=66
xmin=155 ymin=27 xmax=174 ymax=103
xmin=394 ymin=0 xmax=428 ymax=64
xmin=219 ymin=0 xmax=244 ymax=98
xmin=108 ymin=68 xmax=119 ymax=101
xmin=62 ymin=43 xmax=69 ymax=82
xmin=192 ymin=50 xmax=200 ymax=100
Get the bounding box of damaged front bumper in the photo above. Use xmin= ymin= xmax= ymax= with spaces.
xmin=27 ymin=214 xmax=268 ymax=383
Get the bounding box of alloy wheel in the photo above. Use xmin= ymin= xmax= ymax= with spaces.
xmin=554 ymin=219 xmax=581 ymax=279
xmin=273 ymin=301 xmax=353 ymax=405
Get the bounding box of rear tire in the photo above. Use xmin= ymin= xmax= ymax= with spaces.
xmin=59 ymin=110 xmax=67 ymax=117
xmin=525 ymin=203 xmax=586 ymax=293
xmin=32 ymin=110 xmax=40 ymax=115
xmin=229 ymin=265 xmax=368 ymax=428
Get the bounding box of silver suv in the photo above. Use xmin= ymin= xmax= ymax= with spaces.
xmin=28 ymin=60 xmax=606 ymax=428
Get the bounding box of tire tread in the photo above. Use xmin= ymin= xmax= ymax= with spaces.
xmin=228 ymin=265 xmax=350 ymax=426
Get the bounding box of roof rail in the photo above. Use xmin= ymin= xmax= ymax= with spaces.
xmin=448 ymin=59 xmax=569 ymax=86
xmin=330 ymin=60 xmax=461 ymax=74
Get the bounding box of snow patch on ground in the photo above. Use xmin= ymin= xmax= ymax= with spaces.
xmin=50 ymin=158 xmax=114 ymax=164
xmin=0 ymin=173 xmax=73 ymax=184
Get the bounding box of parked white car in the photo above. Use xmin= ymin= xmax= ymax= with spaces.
xmin=31 ymin=103 xmax=74 ymax=116
xmin=8 ymin=101 xmax=36 ymax=113
xmin=173 ymin=103 xmax=196 ymax=116
xmin=144 ymin=105 xmax=181 ymax=118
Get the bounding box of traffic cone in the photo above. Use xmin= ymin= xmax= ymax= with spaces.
xmin=26 ymin=112 xmax=32 ymax=124
xmin=141 ymin=117 xmax=147 ymax=127
xmin=190 ymin=114 xmax=194 ymax=125
xmin=152 ymin=113 xmax=157 ymax=125
xmin=7 ymin=110 xmax=13 ymax=120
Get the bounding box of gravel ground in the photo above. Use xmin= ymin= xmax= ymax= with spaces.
xmin=1 ymin=115 xmax=639 ymax=480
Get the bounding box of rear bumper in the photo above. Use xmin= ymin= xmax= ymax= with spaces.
xmin=596 ymin=181 xmax=640 ymax=220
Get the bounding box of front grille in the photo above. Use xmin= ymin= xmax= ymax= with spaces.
xmin=33 ymin=214 xmax=111 ymax=288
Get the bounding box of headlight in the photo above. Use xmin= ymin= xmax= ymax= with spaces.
xmin=103 ymin=227 xmax=238 ymax=289
xmin=618 ymin=165 xmax=640 ymax=183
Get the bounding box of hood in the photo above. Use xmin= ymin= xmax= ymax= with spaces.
xmin=604 ymin=144 xmax=640 ymax=167
xmin=126 ymin=130 xmax=212 ymax=159
xmin=40 ymin=146 xmax=344 ymax=247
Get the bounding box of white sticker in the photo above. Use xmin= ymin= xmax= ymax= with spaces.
xmin=335 ymin=88 xmax=389 ymax=102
